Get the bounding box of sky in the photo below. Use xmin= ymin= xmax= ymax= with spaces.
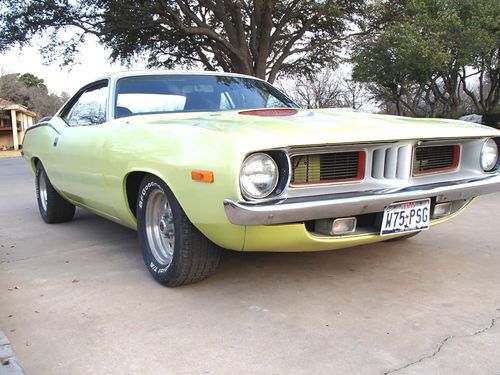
xmin=0 ymin=36 xmax=376 ymax=112
xmin=0 ymin=36 xmax=142 ymax=95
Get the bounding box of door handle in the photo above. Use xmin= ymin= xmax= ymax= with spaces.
xmin=53 ymin=137 xmax=59 ymax=147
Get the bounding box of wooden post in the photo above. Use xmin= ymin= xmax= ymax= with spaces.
xmin=19 ymin=113 xmax=26 ymax=144
xmin=11 ymin=110 xmax=19 ymax=150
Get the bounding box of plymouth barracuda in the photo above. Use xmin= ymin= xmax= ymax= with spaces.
xmin=22 ymin=71 xmax=500 ymax=286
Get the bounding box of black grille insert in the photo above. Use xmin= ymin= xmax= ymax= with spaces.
xmin=291 ymin=151 xmax=363 ymax=184
xmin=413 ymin=145 xmax=459 ymax=174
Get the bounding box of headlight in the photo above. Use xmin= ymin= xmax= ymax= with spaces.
xmin=480 ymin=138 xmax=498 ymax=171
xmin=240 ymin=153 xmax=279 ymax=199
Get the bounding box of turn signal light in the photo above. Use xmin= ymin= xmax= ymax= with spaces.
xmin=191 ymin=170 xmax=214 ymax=183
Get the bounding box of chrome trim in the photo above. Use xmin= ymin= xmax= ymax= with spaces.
xmin=39 ymin=169 xmax=48 ymax=212
xmin=224 ymin=174 xmax=500 ymax=225
xmin=275 ymin=138 xmax=491 ymax=200
xmin=289 ymin=178 xmax=366 ymax=188
xmin=145 ymin=189 xmax=175 ymax=266
xmin=286 ymin=141 xmax=399 ymax=156
xmin=288 ymin=145 xmax=370 ymax=157
xmin=284 ymin=151 xmax=293 ymax=191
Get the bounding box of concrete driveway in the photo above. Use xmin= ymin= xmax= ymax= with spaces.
xmin=1 ymin=157 xmax=499 ymax=375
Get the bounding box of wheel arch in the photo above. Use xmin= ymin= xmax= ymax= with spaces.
xmin=124 ymin=171 xmax=147 ymax=218
xmin=124 ymin=170 xmax=178 ymax=219
xmin=123 ymin=168 xmax=246 ymax=251
xmin=31 ymin=156 xmax=41 ymax=173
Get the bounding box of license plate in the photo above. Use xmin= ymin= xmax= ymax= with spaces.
xmin=380 ymin=199 xmax=431 ymax=236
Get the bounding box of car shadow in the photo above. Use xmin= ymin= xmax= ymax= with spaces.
xmin=66 ymin=208 xmax=432 ymax=290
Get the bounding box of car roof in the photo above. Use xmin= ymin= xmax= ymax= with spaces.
xmin=58 ymin=69 xmax=288 ymax=118
xmin=92 ymin=69 xmax=265 ymax=84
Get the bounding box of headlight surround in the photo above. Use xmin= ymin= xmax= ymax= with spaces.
xmin=480 ymin=138 xmax=499 ymax=172
xmin=240 ymin=153 xmax=279 ymax=199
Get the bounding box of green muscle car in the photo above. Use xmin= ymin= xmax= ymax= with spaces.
xmin=22 ymin=71 xmax=500 ymax=286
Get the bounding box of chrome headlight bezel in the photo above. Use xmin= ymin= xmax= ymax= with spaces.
xmin=480 ymin=138 xmax=499 ymax=172
xmin=239 ymin=153 xmax=279 ymax=199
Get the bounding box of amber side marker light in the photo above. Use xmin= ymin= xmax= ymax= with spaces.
xmin=191 ymin=170 xmax=214 ymax=183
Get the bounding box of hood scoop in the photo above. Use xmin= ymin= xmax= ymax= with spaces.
xmin=238 ymin=108 xmax=298 ymax=117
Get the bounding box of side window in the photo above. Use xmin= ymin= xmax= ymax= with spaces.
xmin=64 ymin=84 xmax=108 ymax=126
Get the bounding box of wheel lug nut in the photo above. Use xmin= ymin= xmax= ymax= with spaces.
xmin=159 ymin=220 xmax=166 ymax=232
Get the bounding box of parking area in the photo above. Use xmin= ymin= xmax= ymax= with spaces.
xmin=1 ymin=157 xmax=499 ymax=374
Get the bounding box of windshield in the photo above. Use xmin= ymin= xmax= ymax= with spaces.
xmin=114 ymin=75 xmax=298 ymax=118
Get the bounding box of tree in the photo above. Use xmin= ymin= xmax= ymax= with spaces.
xmin=18 ymin=73 xmax=47 ymax=91
xmin=0 ymin=73 xmax=29 ymax=106
xmin=284 ymin=68 xmax=367 ymax=109
xmin=340 ymin=78 xmax=366 ymax=110
xmin=352 ymin=0 xmax=500 ymax=116
xmin=457 ymin=0 xmax=500 ymax=113
xmin=0 ymin=0 xmax=366 ymax=83
xmin=0 ymin=73 xmax=69 ymax=119
xmin=286 ymin=70 xmax=345 ymax=108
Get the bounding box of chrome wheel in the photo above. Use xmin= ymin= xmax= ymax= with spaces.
xmin=145 ymin=189 xmax=175 ymax=266
xmin=39 ymin=170 xmax=48 ymax=212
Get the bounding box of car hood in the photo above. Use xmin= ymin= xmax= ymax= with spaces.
xmin=141 ymin=108 xmax=500 ymax=150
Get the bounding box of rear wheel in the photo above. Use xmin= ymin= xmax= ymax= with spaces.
xmin=136 ymin=175 xmax=221 ymax=287
xmin=35 ymin=162 xmax=75 ymax=223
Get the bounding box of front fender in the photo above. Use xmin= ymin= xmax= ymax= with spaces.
xmin=108 ymin=123 xmax=249 ymax=250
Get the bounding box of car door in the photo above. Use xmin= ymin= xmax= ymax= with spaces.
xmin=52 ymin=80 xmax=119 ymax=219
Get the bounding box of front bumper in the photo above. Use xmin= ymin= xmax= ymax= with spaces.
xmin=224 ymin=174 xmax=500 ymax=226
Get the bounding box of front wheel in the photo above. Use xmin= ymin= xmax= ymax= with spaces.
xmin=136 ymin=175 xmax=221 ymax=287
xmin=35 ymin=162 xmax=75 ymax=223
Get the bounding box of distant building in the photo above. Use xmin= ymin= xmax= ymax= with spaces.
xmin=0 ymin=97 xmax=36 ymax=150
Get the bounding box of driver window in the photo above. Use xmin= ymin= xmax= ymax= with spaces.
xmin=64 ymin=84 xmax=108 ymax=126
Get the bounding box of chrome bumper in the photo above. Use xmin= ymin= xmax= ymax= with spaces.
xmin=224 ymin=175 xmax=500 ymax=225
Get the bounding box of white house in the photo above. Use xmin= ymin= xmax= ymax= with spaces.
xmin=0 ymin=97 xmax=36 ymax=150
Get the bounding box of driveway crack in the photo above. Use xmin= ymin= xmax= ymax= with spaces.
xmin=384 ymin=315 xmax=500 ymax=374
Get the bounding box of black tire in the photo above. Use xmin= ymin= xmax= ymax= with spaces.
xmin=137 ymin=175 xmax=221 ymax=287
xmin=386 ymin=231 xmax=420 ymax=242
xmin=35 ymin=162 xmax=76 ymax=224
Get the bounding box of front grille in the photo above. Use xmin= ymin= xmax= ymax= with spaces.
xmin=413 ymin=145 xmax=459 ymax=175
xmin=371 ymin=144 xmax=412 ymax=180
xmin=291 ymin=151 xmax=364 ymax=185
